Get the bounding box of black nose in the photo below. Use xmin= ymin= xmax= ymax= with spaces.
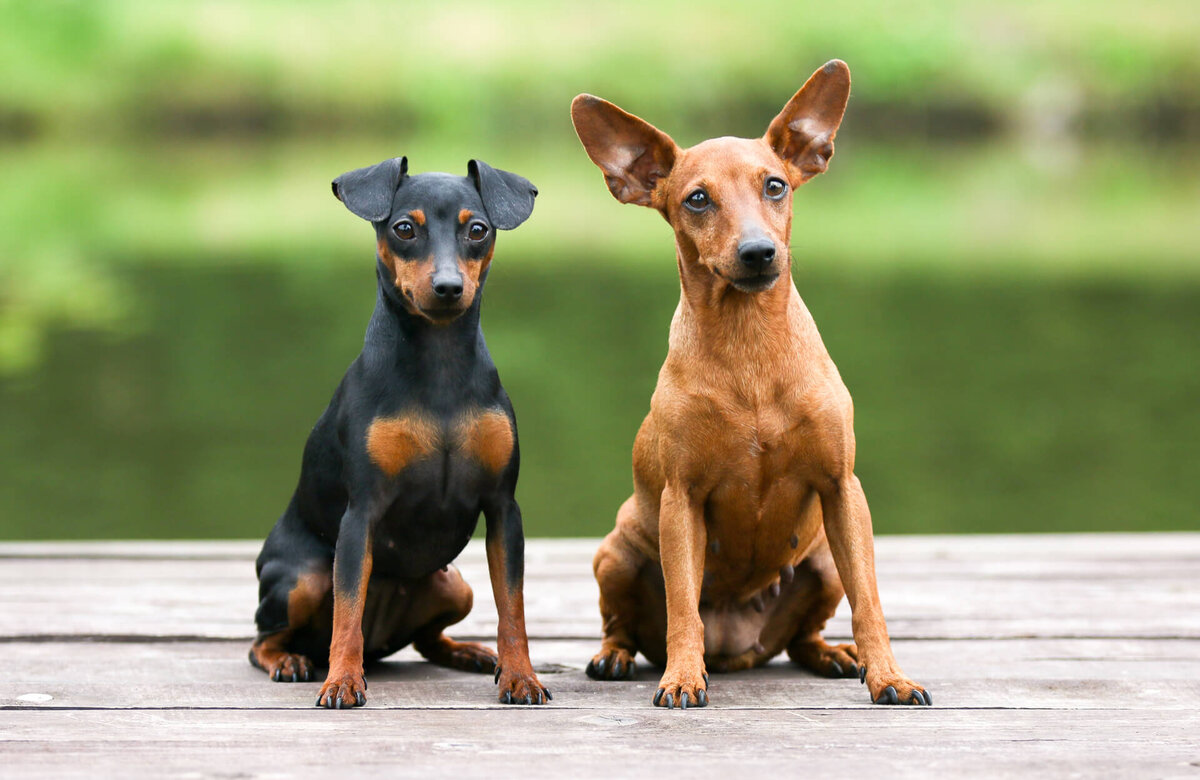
xmin=738 ymin=238 xmax=776 ymax=270
xmin=432 ymin=279 xmax=463 ymax=301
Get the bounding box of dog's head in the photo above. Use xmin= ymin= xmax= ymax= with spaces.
xmin=332 ymin=158 xmax=537 ymax=323
xmin=571 ymin=60 xmax=850 ymax=294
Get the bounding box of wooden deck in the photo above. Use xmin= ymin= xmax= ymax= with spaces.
xmin=1 ymin=534 xmax=1198 ymax=778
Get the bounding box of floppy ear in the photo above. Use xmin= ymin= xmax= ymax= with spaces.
xmin=571 ymin=94 xmax=678 ymax=210
xmin=467 ymin=160 xmax=538 ymax=230
xmin=765 ymin=60 xmax=851 ymax=187
xmin=331 ymin=156 xmax=408 ymax=222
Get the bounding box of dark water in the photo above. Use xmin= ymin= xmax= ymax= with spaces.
xmin=1 ymin=260 xmax=1197 ymax=539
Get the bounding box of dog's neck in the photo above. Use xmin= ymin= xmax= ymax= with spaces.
xmin=671 ymin=243 xmax=804 ymax=365
xmin=365 ymin=262 xmax=486 ymax=376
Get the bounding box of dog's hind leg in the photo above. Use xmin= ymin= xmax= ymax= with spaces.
xmin=586 ymin=497 xmax=648 ymax=681
xmin=250 ymin=522 xmax=333 ymax=683
xmin=409 ymin=566 xmax=498 ymax=674
xmin=783 ymin=535 xmax=859 ymax=679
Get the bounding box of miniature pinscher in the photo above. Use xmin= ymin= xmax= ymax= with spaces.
xmin=250 ymin=156 xmax=550 ymax=708
xmin=571 ymin=60 xmax=931 ymax=709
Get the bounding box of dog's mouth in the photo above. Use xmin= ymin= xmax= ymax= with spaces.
xmin=417 ymin=302 xmax=469 ymax=324
xmin=728 ymin=272 xmax=780 ymax=293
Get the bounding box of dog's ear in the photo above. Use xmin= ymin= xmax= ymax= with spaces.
xmin=467 ymin=160 xmax=538 ymax=230
xmin=571 ymin=95 xmax=678 ymax=210
xmin=332 ymin=156 xmax=408 ymax=222
xmin=765 ymin=60 xmax=851 ymax=187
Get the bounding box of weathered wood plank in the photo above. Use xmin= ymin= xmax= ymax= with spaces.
xmin=1 ymin=709 xmax=1197 ymax=780
xmin=2 ymin=638 xmax=1199 ymax=712
xmin=1 ymin=534 xmax=1198 ymax=640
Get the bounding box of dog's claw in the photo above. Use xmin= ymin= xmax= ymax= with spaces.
xmin=768 ymin=581 xmax=780 ymax=598
xmin=750 ymin=594 xmax=765 ymax=612
xmin=680 ymin=692 xmax=689 ymax=710
xmin=272 ymin=669 xmax=281 ymax=682
xmin=780 ymin=564 xmax=795 ymax=584
xmin=502 ymin=691 xmax=512 ymax=704
xmin=523 ymin=694 xmax=532 ymax=705
xmin=494 ymin=666 xmax=502 ymax=684
xmin=665 ymin=693 xmax=674 ymax=709
xmin=830 ymin=661 xmax=843 ymax=677
xmin=653 ymin=688 xmax=665 ymax=706
xmin=702 ymin=671 xmax=709 ymax=685
xmin=859 ymin=665 xmax=867 ymax=683
xmin=924 ymin=690 xmax=932 ymax=705
xmin=596 ymin=657 xmax=608 ymax=677
xmin=612 ymin=660 xmax=623 ymax=679
xmin=874 ymin=685 xmax=899 ymax=705
xmin=290 ymin=671 xmax=298 ymax=683
xmin=315 ymin=694 xmax=324 ymax=707
xmin=697 ymin=689 xmax=708 ymax=707
xmin=356 ymin=691 xmax=366 ymax=707
xmin=474 ymin=659 xmax=482 ymax=672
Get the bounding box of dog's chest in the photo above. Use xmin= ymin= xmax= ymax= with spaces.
xmin=365 ymin=409 xmax=513 ymax=479
xmin=362 ymin=408 xmax=513 ymax=575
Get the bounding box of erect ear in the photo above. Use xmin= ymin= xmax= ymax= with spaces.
xmin=467 ymin=160 xmax=538 ymax=230
xmin=570 ymin=94 xmax=678 ymax=210
xmin=331 ymin=156 xmax=408 ymax=222
xmin=765 ymin=60 xmax=851 ymax=187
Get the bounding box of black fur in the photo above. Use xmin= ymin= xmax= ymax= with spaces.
xmin=254 ymin=157 xmax=536 ymax=664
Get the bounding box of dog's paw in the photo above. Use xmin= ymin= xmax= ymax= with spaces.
xmin=267 ymin=652 xmax=315 ymax=683
xmin=653 ymin=666 xmax=708 ymax=710
xmin=495 ymin=665 xmax=551 ymax=705
xmin=315 ymin=670 xmax=367 ymax=709
xmin=585 ymin=647 xmax=637 ymax=680
xmin=861 ymin=665 xmax=931 ymax=706
xmin=426 ymin=639 xmax=498 ymax=674
xmin=789 ymin=639 xmax=860 ymax=679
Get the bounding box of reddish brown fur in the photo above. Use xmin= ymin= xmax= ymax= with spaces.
xmin=455 ymin=410 xmax=514 ymax=474
xmin=486 ymin=533 xmax=547 ymax=703
xmin=410 ymin=209 xmax=426 ymax=226
xmin=317 ymin=541 xmax=373 ymax=706
xmin=366 ymin=413 xmax=440 ymax=476
xmin=458 ymin=208 xmax=473 ymax=224
xmin=571 ymin=60 xmax=929 ymax=708
xmin=377 ymin=240 xmax=488 ymax=325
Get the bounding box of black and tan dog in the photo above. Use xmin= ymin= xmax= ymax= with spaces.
xmin=250 ymin=156 xmax=550 ymax=708
xmin=571 ymin=61 xmax=931 ymax=709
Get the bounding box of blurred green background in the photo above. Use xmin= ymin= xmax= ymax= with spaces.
xmin=1 ymin=0 xmax=1197 ymax=539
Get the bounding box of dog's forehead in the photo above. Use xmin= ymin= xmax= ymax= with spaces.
xmin=391 ymin=172 xmax=485 ymax=219
xmin=674 ymin=137 xmax=782 ymax=183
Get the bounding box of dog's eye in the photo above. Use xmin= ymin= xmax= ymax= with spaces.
xmin=764 ymin=177 xmax=787 ymax=200
xmin=684 ymin=189 xmax=710 ymax=212
xmin=393 ymin=221 xmax=415 ymax=240
xmin=467 ymin=222 xmax=489 ymax=241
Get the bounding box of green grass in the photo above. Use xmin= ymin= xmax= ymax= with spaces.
xmin=2 ymin=1 xmax=1198 ymax=139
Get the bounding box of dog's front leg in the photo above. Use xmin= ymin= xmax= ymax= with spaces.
xmin=820 ymin=474 xmax=931 ymax=706
xmin=654 ymin=483 xmax=709 ymax=709
xmin=315 ymin=505 xmax=373 ymax=709
xmin=484 ymin=495 xmax=550 ymax=705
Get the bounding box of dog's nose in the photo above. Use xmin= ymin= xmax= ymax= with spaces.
xmin=432 ymin=278 xmax=464 ymax=301
xmin=738 ymin=238 xmax=776 ymax=270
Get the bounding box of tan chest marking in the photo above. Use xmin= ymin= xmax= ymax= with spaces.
xmin=365 ymin=410 xmax=514 ymax=477
xmin=454 ymin=410 xmax=514 ymax=475
xmin=366 ymin=414 xmax=440 ymax=477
